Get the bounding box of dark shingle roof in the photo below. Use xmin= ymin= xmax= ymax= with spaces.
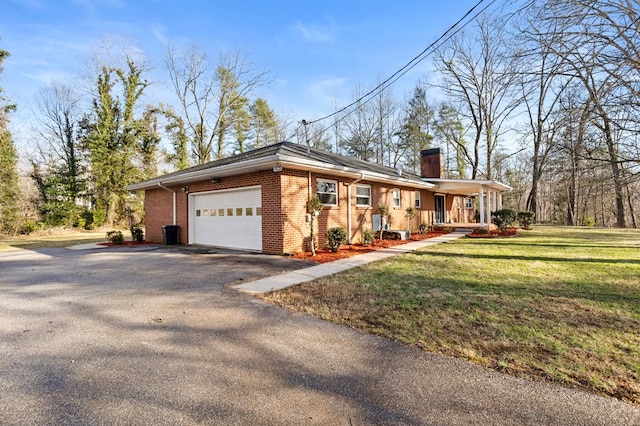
xmin=135 ymin=141 xmax=422 ymax=185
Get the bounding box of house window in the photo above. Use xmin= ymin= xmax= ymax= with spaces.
xmin=465 ymin=197 xmax=474 ymax=209
xmin=355 ymin=184 xmax=371 ymax=207
xmin=317 ymin=178 xmax=338 ymax=206
xmin=414 ymin=191 xmax=421 ymax=208
xmin=392 ymin=188 xmax=401 ymax=208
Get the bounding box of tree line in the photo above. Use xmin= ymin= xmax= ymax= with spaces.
xmin=1 ymin=0 xmax=638 ymax=234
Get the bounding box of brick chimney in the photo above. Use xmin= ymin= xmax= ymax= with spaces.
xmin=420 ymin=148 xmax=444 ymax=178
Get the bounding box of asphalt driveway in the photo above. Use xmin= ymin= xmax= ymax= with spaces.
xmin=0 ymin=246 xmax=638 ymax=425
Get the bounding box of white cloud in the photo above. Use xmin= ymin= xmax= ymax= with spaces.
xmin=290 ymin=20 xmax=336 ymax=44
xmin=306 ymin=75 xmax=347 ymax=105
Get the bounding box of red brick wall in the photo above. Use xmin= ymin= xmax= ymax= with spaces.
xmin=142 ymin=168 xmax=441 ymax=254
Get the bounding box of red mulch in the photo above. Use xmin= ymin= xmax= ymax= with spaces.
xmin=466 ymin=227 xmax=518 ymax=238
xmin=292 ymin=231 xmax=448 ymax=263
xmin=98 ymin=241 xmax=156 ymax=247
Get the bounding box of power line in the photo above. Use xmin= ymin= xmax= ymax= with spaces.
xmin=294 ymin=0 xmax=534 ymax=145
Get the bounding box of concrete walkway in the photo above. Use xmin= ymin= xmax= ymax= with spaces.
xmin=235 ymin=231 xmax=466 ymax=294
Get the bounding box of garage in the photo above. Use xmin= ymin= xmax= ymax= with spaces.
xmin=190 ymin=186 xmax=262 ymax=251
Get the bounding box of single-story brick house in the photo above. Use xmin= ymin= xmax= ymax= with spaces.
xmin=127 ymin=142 xmax=510 ymax=254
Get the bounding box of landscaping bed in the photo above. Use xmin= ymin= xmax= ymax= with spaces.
xmin=292 ymin=231 xmax=449 ymax=263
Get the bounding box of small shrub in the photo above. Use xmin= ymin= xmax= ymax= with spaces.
xmin=20 ymin=220 xmax=43 ymax=235
xmin=491 ymin=209 xmax=517 ymax=232
xmin=327 ymin=227 xmax=348 ymax=253
xmin=131 ymin=227 xmax=144 ymax=242
xmin=418 ymin=222 xmax=429 ymax=236
xmin=106 ymin=230 xmax=124 ymax=245
xmin=583 ymin=215 xmax=596 ymax=227
xmin=517 ymin=211 xmax=535 ymax=230
xmin=361 ymin=228 xmax=375 ymax=247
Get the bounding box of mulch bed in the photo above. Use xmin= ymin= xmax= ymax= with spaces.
xmin=292 ymin=231 xmax=448 ymax=263
xmin=98 ymin=241 xmax=157 ymax=247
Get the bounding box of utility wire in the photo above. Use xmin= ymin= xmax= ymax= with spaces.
xmin=306 ymin=0 xmax=490 ymax=127
xmin=294 ymin=0 xmax=534 ymax=144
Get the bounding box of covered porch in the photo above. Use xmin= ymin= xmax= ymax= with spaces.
xmin=425 ymin=179 xmax=512 ymax=229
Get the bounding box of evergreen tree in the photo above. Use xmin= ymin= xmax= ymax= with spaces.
xmin=0 ymin=47 xmax=20 ymax=234
xmin=81 ymin=58 xmax=150 ymax=227
xmin=249 ymin=98 xmax=277 ymax=149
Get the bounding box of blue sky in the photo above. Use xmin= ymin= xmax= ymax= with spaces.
xmin=2 ymin=0 xmax=485 ymax=148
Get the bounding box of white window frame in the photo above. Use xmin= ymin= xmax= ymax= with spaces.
xmin=317 ymin=178 xmax=338 ymax=206
xmin=355 ymin=184 xmax=371 ymax=207
xmin=465 ymin=197 xmax=474 ymax=209
xmin=414 ymin=191 xmax=421 ymax=208
xmin=392 ymin=188 xmax=401 ymax=208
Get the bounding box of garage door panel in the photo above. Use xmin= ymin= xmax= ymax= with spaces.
xmin=191 ymin=187 xmax=262 ymax=251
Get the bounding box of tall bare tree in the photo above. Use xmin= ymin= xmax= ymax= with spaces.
xmin=435 ymin=14 xmax=522 ymax=179
xmin=166 ymin=46 xmax=270 ymax=163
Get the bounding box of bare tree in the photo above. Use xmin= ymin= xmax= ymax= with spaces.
xmin=435 ymin=14 xmax=522 ymax=179
xmin=166 ymin=46 xmax=270 ymax=163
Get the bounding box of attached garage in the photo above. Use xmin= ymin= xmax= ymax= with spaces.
xmin=189 ymin=186 xmax=262 ymax=251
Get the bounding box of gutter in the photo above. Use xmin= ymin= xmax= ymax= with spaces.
xmin=157 ymin=182 xmax=177 ymax=225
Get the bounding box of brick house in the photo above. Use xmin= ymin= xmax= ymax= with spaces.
xmin=127 ymin=142 xmax=510 ymax=254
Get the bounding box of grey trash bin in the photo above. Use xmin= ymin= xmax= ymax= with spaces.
xmin=162 ymin=225 xmax=180 ymax=245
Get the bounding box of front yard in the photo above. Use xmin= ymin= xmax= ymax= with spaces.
xmin=263 ymin=226 xmax=640 ymax=406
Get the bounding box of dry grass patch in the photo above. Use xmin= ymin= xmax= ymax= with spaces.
xmin=263 ymin=226 xmax=640 ymax=406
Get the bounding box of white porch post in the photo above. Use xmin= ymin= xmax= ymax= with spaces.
xmin=486 ymin=189 xmax=492 ymax=227
xmin=479 ymin=186 xmax=485 ymax=227
xmin=498 ymin=191 xmax=503 ymax=210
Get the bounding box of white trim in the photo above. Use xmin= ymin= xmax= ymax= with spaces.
xmin=392 ymin=188 xmax=401 ymax=208
xmin=355 ymin=184 xmax=372 ymax=207
xmin=414 ymin=191 xmax=421 ymax=208
xmin=316 ymin=178 xmax=338 ymax=206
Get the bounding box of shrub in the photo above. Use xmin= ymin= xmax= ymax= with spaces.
xmin=20 ymin=220 xmax=43 ymax=235
xmin=327 ymin=227 xmax=348 ymax=252
xmin=583 ymin=215 xmax=596 ymax=227
xmin=131 ymin=227 xmax=144 ymax=242
xmin=106 ymin=230 xmax=124 ymax=245
xmin=517 ymin=211 xmax=535 ymax=230
xmin=491 ymin=209 xmax=517 ymax=232
xmin=361 ymin=228 xmax=375 ymax=247
xmin=418 ymin=222 xmax=429 ymax=236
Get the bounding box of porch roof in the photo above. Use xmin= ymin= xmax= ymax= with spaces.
xmin=423 ymin=178 xmax=511 ymax=195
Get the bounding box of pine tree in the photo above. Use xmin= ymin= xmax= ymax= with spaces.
xmin=0 ymin=47 xmax=20 ymax=234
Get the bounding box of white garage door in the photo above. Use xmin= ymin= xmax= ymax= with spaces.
xmin=191 ymin=186 xmax=262 ymax=251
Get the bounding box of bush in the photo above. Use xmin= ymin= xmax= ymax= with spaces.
xmin=327 ymin=227 xmax=348 ymax=252
xmin=491 ymin=209 xmax=517 ymax=232
xmin=418 ymin=222 xmax=429 ymax=236
xmin=583 ymin=215 xmax=596 ymax=227
xmin=20 ymin=220 xmax=44 ymax=235
xmin=361 ymin=228 xmax=375 ymax=247
xmin=131 ymin=227 xmax=144 ymax=242
xmin=106 ymin=230 xmax=124 ymax=245
xmin=517 ymin=211 xmax=535 ymax=230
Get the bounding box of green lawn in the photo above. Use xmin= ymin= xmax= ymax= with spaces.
xmin=264 ymin=226 xmax=640 ymax=406
xmin=0 ymin=229 xmax=112 ymax=250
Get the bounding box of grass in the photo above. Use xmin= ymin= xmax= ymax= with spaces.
xmin=263 ymin=226 xmax=640 ymax=406
xmin=0 ymin=228 xmax=114 ymax=250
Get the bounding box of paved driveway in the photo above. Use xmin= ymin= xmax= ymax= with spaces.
xmin=0 ymin=246 xmax=638 ymax=425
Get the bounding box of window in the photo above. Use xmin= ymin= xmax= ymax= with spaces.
xmin=392 ymin=188 xmax=401 ymax=208
xmin=465 ymin=197 xmax=474 ymax=209
xmin=256 ymin=207 xmax=262 ymax=216
xmin=218 ymin=209 xmax=225 ymax=216
xmin=246 ymin=207 xmax=253 ymax=216
xmin=317 ymin=179 xmax=338 ymax=205
xmin=236 ymin=207 xmax=243 ymax=216
xmin=414 ymin=191 xmax=421 ymax=208
xmin=355 ymin=184 xmax=371 ymax=207
xmin=210 ymin=209 xmax=216 ymax=216
xmin=195 ymin=210 xmax=201 ymax=217
xmin=202 ymin=209 xmax=209 ymax=216
xmin=227 ymin=208 xmax=233 ymax=216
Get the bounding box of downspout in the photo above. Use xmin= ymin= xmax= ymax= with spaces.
xmin=347 ymin=173 xmax=366 ymax=244
xmin=157 ymin=182 xmax=177 ymax=225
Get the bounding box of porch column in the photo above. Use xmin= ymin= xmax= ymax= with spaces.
xmin=486 ymin=189 xmax=492 ymax=227
xmin=479 ymin=186 xmax=485 ymax=227
xmin=498 ymin=191 xmax=503 ymax=210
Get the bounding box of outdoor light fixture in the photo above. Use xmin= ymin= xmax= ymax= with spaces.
xmin=211 ymin=178 xmax=221 ymax=184
xmin=181 ymin=186 xmax=189 ymax=193
xmin=273 ymin=164 xmax=283 ymax=172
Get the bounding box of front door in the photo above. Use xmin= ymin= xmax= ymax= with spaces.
xmin=435 ymin=195 xmax=445 ymax=224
